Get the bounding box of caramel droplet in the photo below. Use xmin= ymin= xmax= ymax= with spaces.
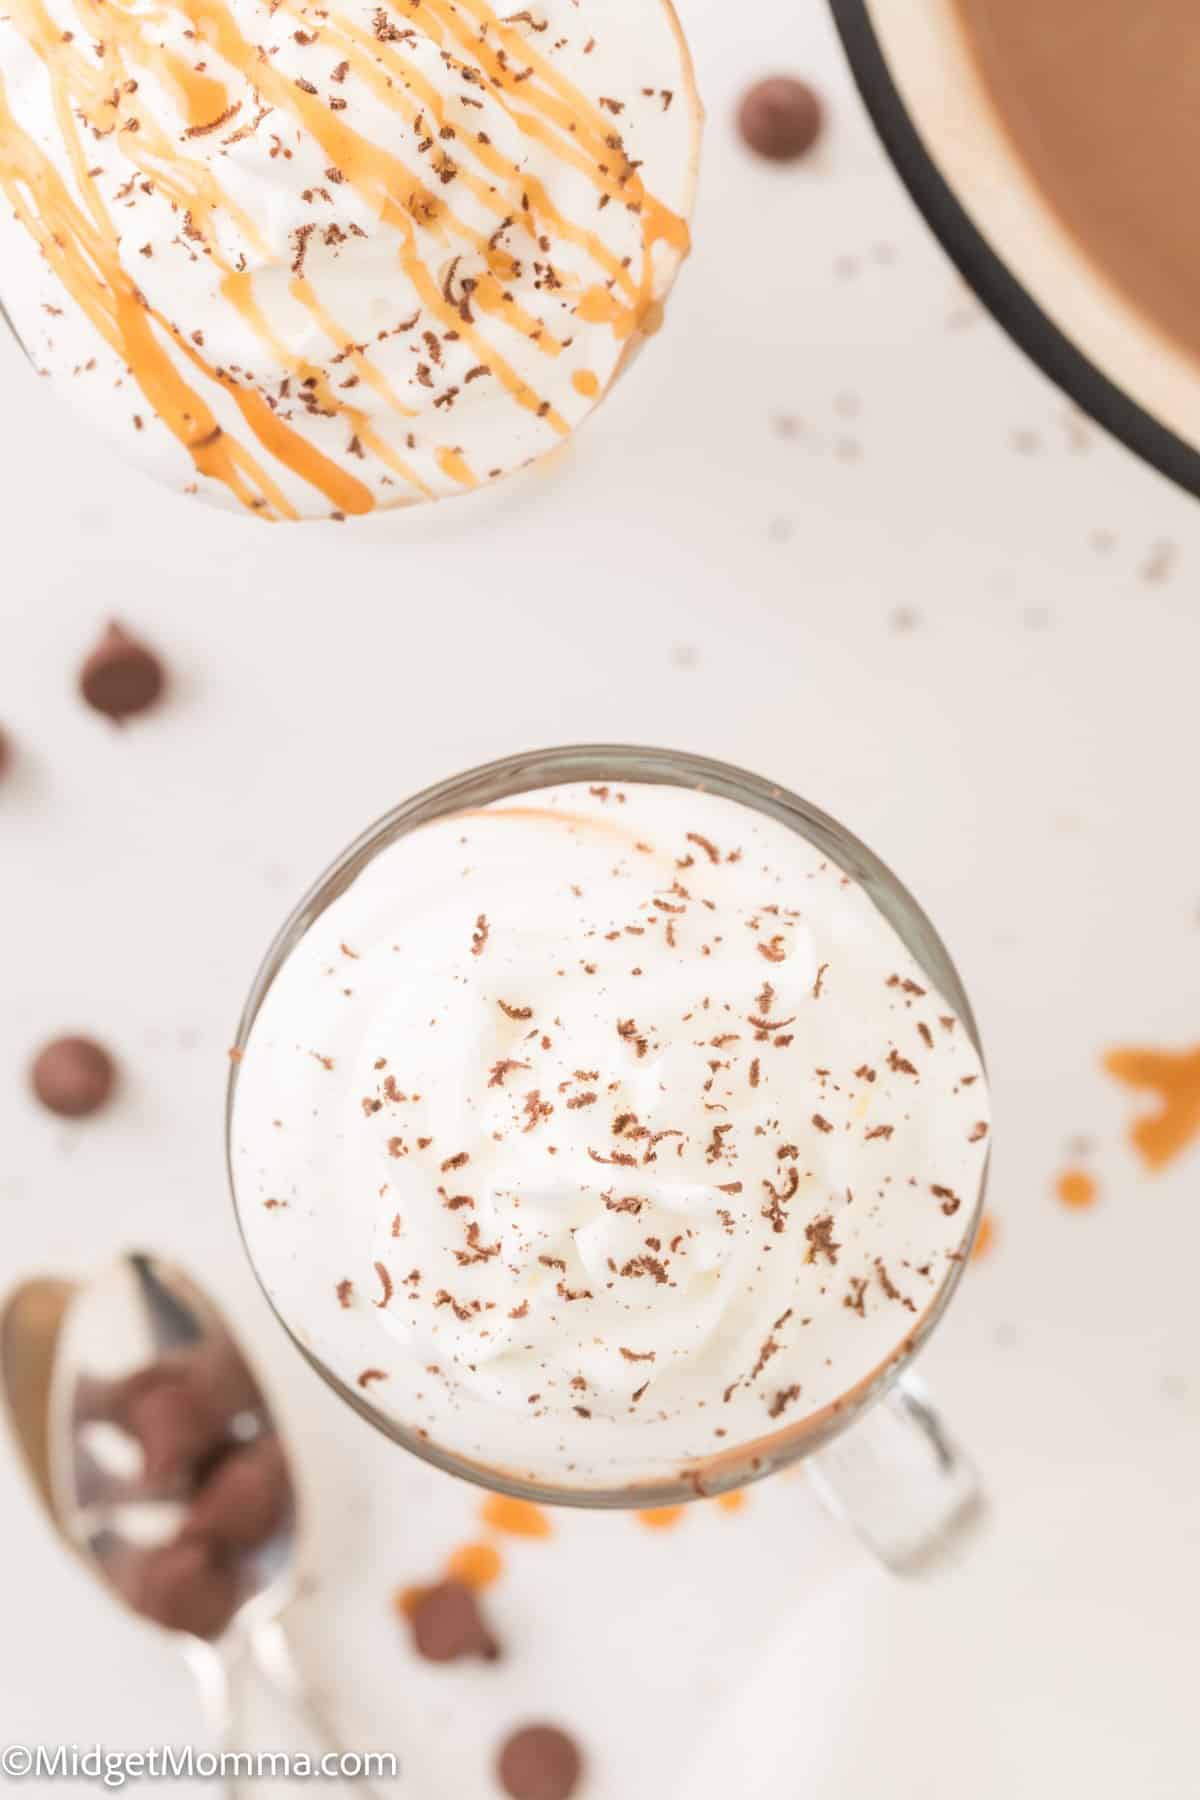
xmin=1105 ymin=1044 xmax=1200 ymax=1170
xmin=970 ymin=1212 xmax=997 ymax=1261
xmin=636 ymin=1505 xmax=684 ymax=1531
xmin=1055 ymin=1169 xmax=1098 ymax=1210
xmin=479 ymin=1494 xmax=553 ymax=1539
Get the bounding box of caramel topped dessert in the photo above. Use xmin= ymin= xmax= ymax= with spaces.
xmin=0 ymin=0 xmax=700 ymax=518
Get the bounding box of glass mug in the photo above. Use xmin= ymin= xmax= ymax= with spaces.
xmin=228 ymin=746 xmax=990 ymax=1572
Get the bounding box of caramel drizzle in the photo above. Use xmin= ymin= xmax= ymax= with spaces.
xmin=1 ymin=0 xmax=690 ymax=515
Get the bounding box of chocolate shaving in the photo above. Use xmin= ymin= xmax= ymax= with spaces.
xmin=768 ymin=1385 xmax=801 ymax=1419
xmin=373 ymin=1261 xmax=394 ymax=1308
xmin=804 ymin=1214 xmax=840 ymax=1265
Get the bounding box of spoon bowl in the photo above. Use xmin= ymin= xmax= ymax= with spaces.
xmin=50 ymin=1253 xmax=296 ymax=1644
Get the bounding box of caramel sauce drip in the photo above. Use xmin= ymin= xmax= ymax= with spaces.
xmin=478 ymin=1493 xmax=553 ymax=1538
xmin=970 ymin=1212 xmax=997 ymax=1260
xmin=1055 ymin=1168 xmax=1098 ymax=1210
xmin=637 ymin=1504 xmax=684 ymax=1530
xmin=1105 ymin=1044 xmax=1200 ymax=1170
xmin=1 ymin=0 xmax=690 ymax=516
xmin=446 ymin=1540 xmax=503 ymax=1589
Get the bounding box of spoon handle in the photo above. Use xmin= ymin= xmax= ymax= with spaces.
xmin=179 ymin=1638 xmax=244 ymax=1800
xmin=250 ymin=1617 xmax=394 ymax=1795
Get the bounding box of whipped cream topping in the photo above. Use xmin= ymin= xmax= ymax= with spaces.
xmin=233 ymin=782 xmax=991 ymax=1492
xmin=0 ymin=0 xmax=699 ymax=519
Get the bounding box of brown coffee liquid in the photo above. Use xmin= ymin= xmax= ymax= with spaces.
xmin=953 ymin=0 xmax=1200 ymax=365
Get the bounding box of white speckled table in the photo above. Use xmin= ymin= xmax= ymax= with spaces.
xmin=1 ymin=2 xmax=1197 ymax=1795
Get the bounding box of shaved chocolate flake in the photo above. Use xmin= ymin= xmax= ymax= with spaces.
xmin=566 ymin=1091 xmax=598 ymax=1109
xmin=509 ymin=1300 xmax=529 ymax=1319
xmin=441 ymin=1151 xmax=470 ymax=1173
xmin=619 ymin=1347 xmax=656 ymax=1362
xmin=454 ymin=1221 xmax=500 ymax=1265
xmin=470 ymin=914 xmax=490 ymax=957
xmin=856 ymin=1064 xmax=876 ymax=1082
xmin=439 ymin=1187 xmax=475 ymax=1211
xmin=804 ymin=1214 xmax=840 ymax=1265
xmin=749 ymin=1058 xmax=761 ymax=1089
xmin=617 ymin=1017 xmax=649 ymax=1058
xmin=489 ymin=1059 xmax=530 ymax=1088
xmin=749 ymin=1334 xmax=781 ymax=1381
xmin=387 ymin=1137 xmax=406 ymax=1158
xmin=875 ymin=1258 xmax=916 ymax=1311
xmin=812 ymin=1113 xmax=834 ymax=1134
xmin=183 ymin=99 xmax=241 ymax=138
xmin=499 ymin=1000 xmax=533 ymax=1020
xmin=757 ymin=935 xmax=787 ymax=964
xmin=523 ymin=1089 xmax=552 ymax=1131
xmin=812 ymin=962 xmax=829 ymax=999
xmin=620 ymin=1254 xmax=668 ymax=1285
xmin=686 ymin=831 xmax=720 ymax=864
xmin=887 ymin=1049 xmax=918 ymax=1077
xmin=434 ymin=1289 xmax=474 ymax=1322
xmin=373 ymin=1261 xmax=394 ymax=1308
xmin=762 ymin=1166 xmax=798 ymax=1232
xmin=844 ymin=1277 xmax=867 ymax=1317
xmin=357 ymin=1368 xmax=388 ymax=1387
xmin=917 ymin=1022 xmax=934 ymax=1049
xmin=865 ymin=1124 xmax=894 ymax=1140
xmin=768 ymin=1384 xmax=801 ymax=1419
xmin=706 ymin=1122 xmax=733 ymax=1163
xmin=538 ymin=1254 xmax=566 ymax=1272
xmin=336 ymin=1279 xmax=353 ymax=1308
xmin=603 ymin=1192 xmax=645 ymax=1215
xmin=932 ymin=1184 xmax=961 ymax=1215
xmin=887 ymin=975 xmax=927 ymax=995
xmin=968 ymin=1121 xmax=989 ymax=1142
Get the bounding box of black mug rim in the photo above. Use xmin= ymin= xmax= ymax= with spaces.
xmin=829 ymin=0 xmax=1200 ymax=503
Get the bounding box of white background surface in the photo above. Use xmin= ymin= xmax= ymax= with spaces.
xmin=1 ymin=2 xmax=1197 ymax=1795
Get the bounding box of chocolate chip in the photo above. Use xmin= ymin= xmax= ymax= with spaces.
xmin=497 ymin=1726 xmax=582 ymax=1800
xmin=123 ymin=1537 xmax=240 ymax=1639
xmin=738 ymin=77 xmax=823 ymax=162
xmin=410 ymin=1579 xmax=499 ymax=1663
xmin=31 ymin=1036 xmax=116 ymax=1118
xmin=79 ymin=621 xmax=165 ymax=722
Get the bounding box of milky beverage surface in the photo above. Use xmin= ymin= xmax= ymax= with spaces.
xmin=234 ymin=783 xmax=990 ymax=1491
xmin=0 ymin=0 xmax=698 ymax=519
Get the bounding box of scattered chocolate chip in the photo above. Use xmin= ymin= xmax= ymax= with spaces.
xmin=497 ymin=1726 xmax=582 ymax=1800
xmin=79 ymin=621 xmax=165 ymax=722
xmin=410 ymin=1579 xmax=499 ymax=1663
xmin=738 ymin=76 xmax=823 ymax=162
xmin=31 ymin=1036 xmax=116 ymax=1117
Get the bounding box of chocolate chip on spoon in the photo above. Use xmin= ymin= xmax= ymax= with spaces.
xmin=79 ymin=621 xmax=165 ymax=722
xmin=497 ymin=1725 xmax=583 ymax=1800
xmin=31 ymin=1036 xmax=116 ymax=1118
xmin=738 ymin=77 xmax=824 ymax=162
xmin=410 ymin=1579 xmax=500 ymax=1663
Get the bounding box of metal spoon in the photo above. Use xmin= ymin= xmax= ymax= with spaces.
xmin=3 ymin=1257 xmax=387 ymax=1792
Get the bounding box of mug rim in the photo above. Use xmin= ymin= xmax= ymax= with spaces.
xmin=226 ymin=744 xmax=990 ymax=1510
xmin=829 ymin=0 xmax=1200 ymax=503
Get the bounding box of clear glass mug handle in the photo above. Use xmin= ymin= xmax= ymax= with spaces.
xmin=805 ymin=1373 xmax=984 ymax=1573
